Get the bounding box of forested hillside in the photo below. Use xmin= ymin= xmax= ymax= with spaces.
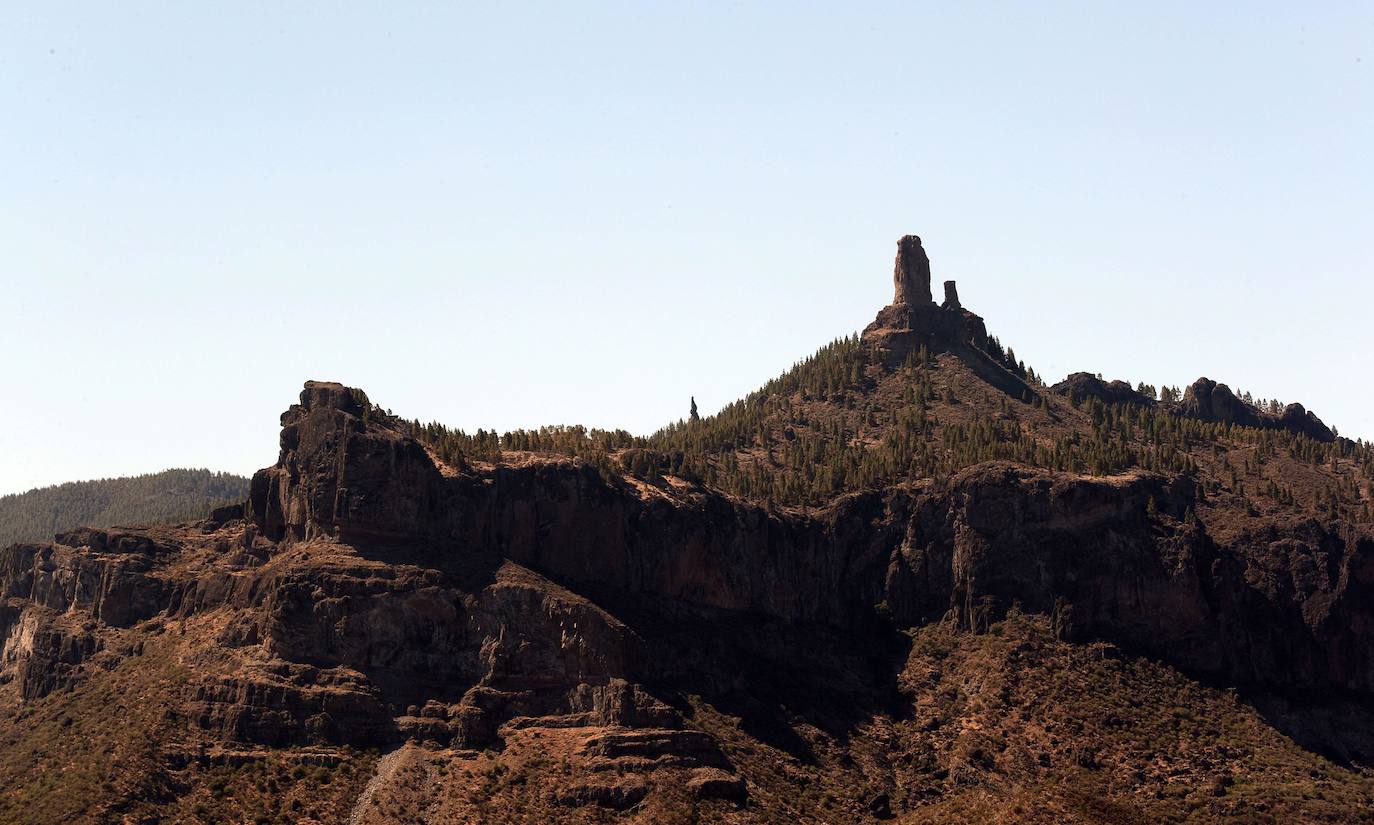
xmin=395 ymin=334 xmax=1373 ymax=524
xmin=0 ymin=469 xmax=249 ymax=546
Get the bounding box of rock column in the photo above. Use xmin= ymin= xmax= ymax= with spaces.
xmin=943 ymin=280 xmax=961 ymax=309
xmin=892 ymin=235 xmax=932 ymax=305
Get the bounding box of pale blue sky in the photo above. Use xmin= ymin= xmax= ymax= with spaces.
xmin=1 ymin=2 xmax=1371 ymax=495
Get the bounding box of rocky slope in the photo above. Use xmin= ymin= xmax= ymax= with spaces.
xmin=2 ymin=236 xmax=1372 ymax=823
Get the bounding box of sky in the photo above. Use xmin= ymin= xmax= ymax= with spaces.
xmin=1 ymin=2 xmax=1371 ymax=496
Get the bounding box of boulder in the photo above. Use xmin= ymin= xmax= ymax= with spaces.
xmin=687 ymin=767 xmax=748 ymax=803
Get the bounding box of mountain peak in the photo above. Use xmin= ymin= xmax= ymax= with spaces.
xmin=864 ymin=235 xmax=1033 ymax=397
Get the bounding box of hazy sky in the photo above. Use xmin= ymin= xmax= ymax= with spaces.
xmin=2 ymin=3 xmax=1371 ymax=495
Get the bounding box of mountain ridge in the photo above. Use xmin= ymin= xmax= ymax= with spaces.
xmin=1 ymin=235 xmax=1371 ymax=823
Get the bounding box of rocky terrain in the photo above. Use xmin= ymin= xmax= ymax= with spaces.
xmin=2 ymin=236 xmax=1372 ymax=823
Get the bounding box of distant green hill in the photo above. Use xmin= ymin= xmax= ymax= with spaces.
xmin=0 ymin=469 xmax=250 ymax=547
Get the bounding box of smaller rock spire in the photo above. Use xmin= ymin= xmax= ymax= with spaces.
xmin=943 ymin=280 xmax=961 ymax=309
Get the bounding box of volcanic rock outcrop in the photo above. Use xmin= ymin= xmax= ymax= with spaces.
xmin=864 ymin=238 xmax=1029 ymax=399
xmin=1050 ymin=372 xmax=1156 ymax=407
xmin=892 ymin=234 xmax=933 ymax=306
xmin=1049 ymin=373 xmax=1338 ymax=441
xmin=1180 ymin=377 xmax=1335 ymax=442
xmin=941 ymin=280 xmax=961 ymax=309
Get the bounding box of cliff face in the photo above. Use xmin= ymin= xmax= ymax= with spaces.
xmin=232 ymin=381 xmax=1374 ymax=704
xmin=885 ymin=463 xmax=1374 ymax=694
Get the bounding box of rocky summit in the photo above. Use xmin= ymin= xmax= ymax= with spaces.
xmin=3 ymin=237 xmax=1374 ymax=824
